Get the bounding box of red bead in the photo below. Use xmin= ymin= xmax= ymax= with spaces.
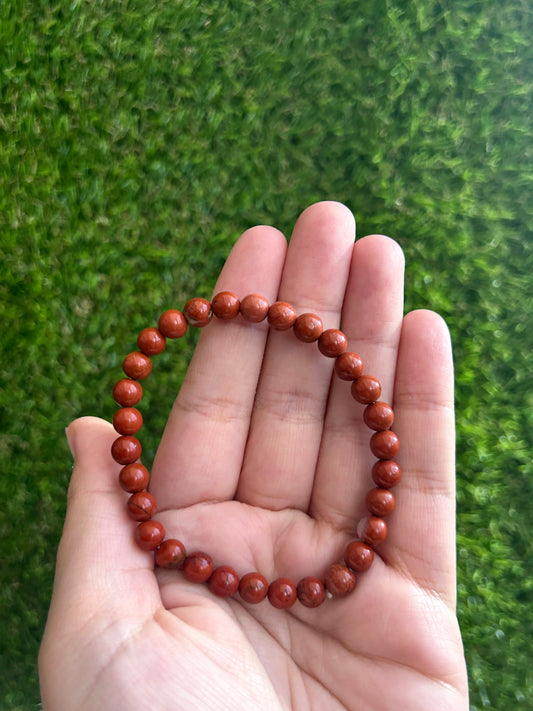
xmin=183 ymin=298 xmax=212 ymax=327
xmin=113 ymin=407 xmax=143 ymax=435
xmin=208 ymin=565 xmax=240 ymax=597
xmin=134 ymin=519 xmax=165 ymax=550
xmin=268 ymin=301 xmax=297 ymax=330
xmin=370 ymin=430 xmax=400 ymax=459
xmin=358 ymin=516 xmax=388 ymax=546
xmin=364 ymin=401 xmax=394 ymax=431
xmin=351 ymin=375 xmax=381 ymax=404
xmin=344 ymin=541 xmax=374 ymax=572
xmin=324 ymin=564 xmax=356 ymax=597
xmin=334 ymin=351 xmax=364 ymax=380
xmin=268 ymin=578 xmax=297 ymax=609
xmin=155 ymin=539 xmax=187 ymax=569
xmin=183 ymin=552 xmax=214 ymax=583
xmin=113 ymin=378 xmax=143 ymax=406
xmin=240 ymin=294 xmax=269 ymax=322
xmin=137 ymin=327 xmax=166 ymax=355
xmin=366 ymin=488 xmax=396 ymax=516
xmin=238 ymin=572 xmax=268 ymax=604
xmin=158 ymin=309 xmax=188 ymax=338
xmin=318 ymin=329 xmax=347 ymax=357
xmin=293 ymin=313 xmax=323 ymax=342
xmin=372 ymin=459 xmax=402 ymax=488
xmin=123 ymin=351 xmax=152 ymax=380
xmin=127 ymin=491 xmax=157 ymax=521
xmin=111 ymin=435 xmax=141 ymax=464
xmin=212 ymin=291 xmax=240 ymax=319
xmin=296 ymin=576 xmax=326 ymax=608
xmin=119 ymin=463 xmax=150 ymax=493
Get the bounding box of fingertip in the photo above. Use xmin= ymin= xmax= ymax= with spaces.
xmin=65 ymin=417 xmax=119 ymax=499
xmin=294 ymin=201 xmax=356 ymax=242
xmin=238 ymin=223 xmax=287 ymax=244
xmin=354 ymin=233 xmax=405 ymax=271
xmin=212 ymin=224 xmax=288 ymax=300
xmin=65 ymin=416 xmax=116 ymax=458
xmin=403 ymin=309 xmax=452 ymax=344
xmin=230 ymin=224 xmax=288 ymax=263
xmin=400 ymin=309 xmax=454 ymax=390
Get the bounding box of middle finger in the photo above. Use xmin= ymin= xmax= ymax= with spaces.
xmin=236 ymin=201 xmax=356 ymax=511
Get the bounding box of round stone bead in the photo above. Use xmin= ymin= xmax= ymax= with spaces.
xmin=127 ymin=491 xmax=157 ymax=521
xmin=351 ymin=375 xmax=381 ymax=404
xmin=268 ymin=578 xmax=297 ymax=609
xmin=318 ymin=329 xmax=348 ymax=357
xmin=358 ymin=516 xmax=388 ymax=546
xmin=134 ymin=519 xmax=165 ymax=550
xmin=123 ymin=352 xmax=152 ymax=380
xmin=158 ymin=309 xmax=188 ymax=338
xmin=293 ymin=313 xmax=323 ymax=342
xmin=113 ymin=378 xmax=143 ymax=407
xmin=183 ymin=297 xmax=213 ymax=327
xmin=155 ymin=539 xmax=187 ymax=569
xmin=212 ymin=291 xmax=240 ymax=319
xmin=370 ymin=430 xmax=400 ymax=459
xmin=111 ymin=435 xmax=142 ymax=464
xmin=208 ymin=565 xmax=240 ymax=597
xmin=334 ymin=352 xmax=364 ymax=381
xmin=268 ymin=301 xmax=297 ymax=330
xmin=119 ymin=462 xmax=150 ymax=493
xmin=344 ymin=541 xmax=374 ymax=573
xmin=137 ymin=327 xmax=166 ymax=355
xmin=183 ymin=552 xmax=214 ymax=583
xmin=372 ymin=459 xmax=402 ymax=488
xmin=240 ymin=294 xmax=269 ymax=322
xmin=296 ymin=576 xmax=326 ymax=608
xmin=113 ymin=407 xmax=143 ymax=435
xmin=238 ymin=572 xmax=268 ymax=604
xmin=324 ymin=564 xmax=356 ymax=597
xmin=366 ymin=488 xmax=396 ymax=516
xmin=364 ymin=401 xmax=394 ymax=431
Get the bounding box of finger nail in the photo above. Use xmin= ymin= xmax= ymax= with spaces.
xmin=65 ymin=425 xmax=76 ymax=458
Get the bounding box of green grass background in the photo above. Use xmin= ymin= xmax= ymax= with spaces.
xmin=1 ymin=0 xmax=532 ymax=708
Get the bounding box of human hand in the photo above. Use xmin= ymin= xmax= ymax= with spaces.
xmin=39 ymin=201 xmax=469 ymax=710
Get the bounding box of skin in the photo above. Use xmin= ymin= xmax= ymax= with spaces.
xmin=39 ymin=202 xmax=469 ymax=710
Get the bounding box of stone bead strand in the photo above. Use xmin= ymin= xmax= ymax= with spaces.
xmin=111 ymin=292 xmax=402 ymax=610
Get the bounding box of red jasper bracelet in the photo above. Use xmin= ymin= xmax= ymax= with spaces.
xmin=111 ymin=292 xmax=401 ymax=609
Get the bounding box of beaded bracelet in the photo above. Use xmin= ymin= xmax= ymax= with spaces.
xmin=110 ymin=292 xmax=401 ymax=609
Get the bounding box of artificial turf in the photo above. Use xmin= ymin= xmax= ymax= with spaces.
xmin=1 ymin=1 xmax=532 ymax=708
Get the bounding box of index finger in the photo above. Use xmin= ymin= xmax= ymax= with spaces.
xmin=150 ymin=226 xmax=287 ymax=509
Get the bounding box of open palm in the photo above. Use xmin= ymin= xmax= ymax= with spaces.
xmin=40 ymin=202 xmax=469 ymax=710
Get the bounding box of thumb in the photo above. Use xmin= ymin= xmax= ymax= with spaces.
xmin=49 ymin=416 xmax=160 ymax=620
